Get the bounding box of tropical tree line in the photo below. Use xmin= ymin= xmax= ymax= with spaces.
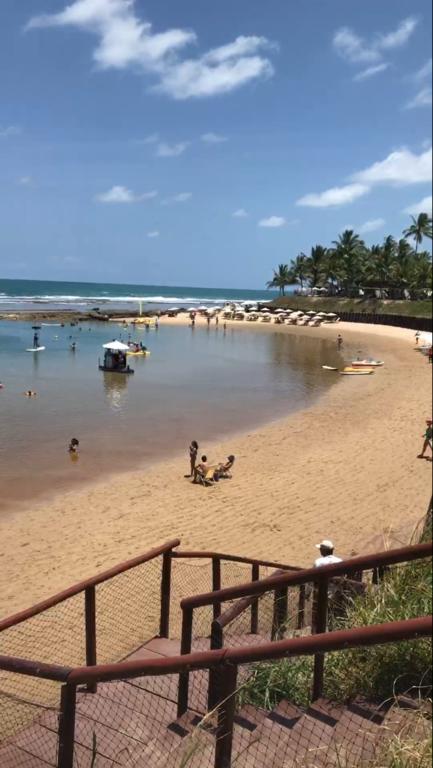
xmin=267 ymin=213 xmax=433 ymax=299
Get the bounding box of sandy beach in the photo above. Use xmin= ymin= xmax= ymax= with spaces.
xmin=0 ymin=318 xmax=431 ymax=620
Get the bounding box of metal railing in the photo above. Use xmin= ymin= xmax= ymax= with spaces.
xmin=177 ymin=541 xmax=432 ymax=715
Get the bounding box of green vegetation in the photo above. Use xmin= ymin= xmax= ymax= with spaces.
xmin=267 ymin=216 xmax=433 ymax=302
xmin=272 ymin=296 xmax=432 ymax=318
xmin=239 ymin=552 xmax=432 ymax=710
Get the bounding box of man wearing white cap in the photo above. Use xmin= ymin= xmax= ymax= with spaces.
xmin=315 ymin=540 xmax=342 ymax=568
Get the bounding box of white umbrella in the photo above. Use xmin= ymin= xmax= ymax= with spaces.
xmin=261 ymin=307 xmax=271 ymax=313
xmin=103 ymin=340 xmax=130 ymax=351
xmin=306 ymin=311 xmax=316 ymax=315
xmin=327 ymin=313 xmax=338 ymax=317
xmin=275 ymin=309 xmax=287 ymax=314
xmin=197 ymin=305 xmax=209 ymax=311
xmin=168 ymin=307 xmax=180 ymax=312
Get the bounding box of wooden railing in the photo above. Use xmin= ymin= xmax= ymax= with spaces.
xmin=177 ymin=541 xmax=432 ymax=714
xmin=1 ymin=617 xmax=430 ymax=768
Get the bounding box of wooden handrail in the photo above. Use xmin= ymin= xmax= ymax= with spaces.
xmin=181 ymin=542 xmax=432 ymax=610
xmin=66 ymin=616 xmax=432 ymax=685
xmin=0 ymin=655 xmax=72 ymax=682
xmin=172 ymin=551 xmax=301 ymax=571
xmin=0 ymin=539 xmax=181 ymax=632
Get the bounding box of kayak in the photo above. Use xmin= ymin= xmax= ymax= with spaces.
xmin=351 ymin=359 xmax=384 ymax=368
xmin=322 ymin=365 xmax=338 ymax=371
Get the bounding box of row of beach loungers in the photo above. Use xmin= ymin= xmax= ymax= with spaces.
xmin=223 ymin=310 xmax=341 ymax=327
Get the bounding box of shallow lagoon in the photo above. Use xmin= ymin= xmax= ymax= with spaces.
xmin=0 ymin=320 xmax=342 ymax=512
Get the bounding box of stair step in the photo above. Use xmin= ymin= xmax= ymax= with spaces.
xmin=233 ymin=700 xmax=304 ymax=768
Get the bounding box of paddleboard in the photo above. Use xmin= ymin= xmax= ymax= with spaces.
xmin=26 ymin=347 xmax=46 ymax=353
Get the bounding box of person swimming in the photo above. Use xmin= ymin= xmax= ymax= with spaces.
xmin=25 ymin=390 xmax=37 ymax=398
xmin=68 ymin=438 xmax=80 ymax=454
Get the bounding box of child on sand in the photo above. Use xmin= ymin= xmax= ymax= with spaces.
xmin=188 ymin=441 xmax=199 ymax=477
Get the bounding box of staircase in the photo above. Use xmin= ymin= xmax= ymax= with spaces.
xmin=1 ymin=635 xmax=428 ymax=768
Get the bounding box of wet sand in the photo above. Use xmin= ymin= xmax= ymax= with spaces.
xmin=0 ymin=320 xmax=431 ymax=619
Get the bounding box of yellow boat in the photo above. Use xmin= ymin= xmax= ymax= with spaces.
xmin=340 ymin=367 xmax=374 ymax=376
xmin=126 ymin=350 xmax=151 ymax=357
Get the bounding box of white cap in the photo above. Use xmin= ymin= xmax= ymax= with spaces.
xmin=316 ymin=540 xmax=334 ymax=550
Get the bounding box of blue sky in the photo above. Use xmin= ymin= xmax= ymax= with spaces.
xmin=0 ymin=0 xmax=431 ymax=288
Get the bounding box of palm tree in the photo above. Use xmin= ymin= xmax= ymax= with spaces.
xmin=324 ymin=248 xmax=343 ymax=294
xmin=332 ymin=230 xmax=365 ymax=295
xmin=292 ymin=253 xmax=309 ymax=293
xmin=372 ymin=236 xmax=397 ymax=296
xmin=403 ymin=213 xmax=433 ymax=253
xmin=307 ymin=245 xmax=328 ymax=288
xmin=266 ymin=264 xmax=293 ymax=296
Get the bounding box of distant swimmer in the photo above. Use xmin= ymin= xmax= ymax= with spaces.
xmin=25 ymin=390 xmax=37 ymax=398
xmin=68 ymin=438 xmax=80 ymax=454
xmin=70 ymin=342 xmax=77 ymax=352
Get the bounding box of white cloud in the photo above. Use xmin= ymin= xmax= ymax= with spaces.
xmin=412 ymin=58 xmax=432 ymax=82
xmin=404 ymin=58 xmax=432 ymax=110
xmin=358 ymin=218 xmax=386 ymax=234
xmin=147 ymin=230 xmax=160 ymax=238
xmin=353 ymin=147 xmax=432 ymax=186
xmin=354 ymin=63 xmax=390 ymax=82
xmin=0 ymin=125 xmax=22 ymax=138
xmin=333 ymin=28 xmax=380 ymax=64
xmin=27 ymin=1 xmax=275 ymax=100
xmin=404 ymin=196 xmax=433 ymax=216
xmin=96 ymin=185 xmax=157 ymax=203
xmin=140 ymin=133 xmax=159 ymax=144
xmin=156 ymin=142 xmax=189 ymax=158
xmin=172 ymin=192 xmax=192 ymax=202
xmin=201 ymin=132 xmax=228 ymax=144
xmin=259 ymin=216 xmax=286 ymax=228
xmin=297 ymin=183 xmax=370 ymax=209
xmin=405 ymin=87 xmax=432 ymax=110
xmin=233 ymin=208 xmax=249 ymax=218
xmin=334 ymin=17 xmax=418 ymax=80
xmin=377 ymin=17 xmax=419 ymax=50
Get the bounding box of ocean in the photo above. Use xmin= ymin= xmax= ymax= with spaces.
xmin=0 ymin=278 xmax=280 ymax=312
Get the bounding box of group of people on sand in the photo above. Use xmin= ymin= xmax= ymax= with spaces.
xmin=188 ymin=440 xmax=235 ymax=484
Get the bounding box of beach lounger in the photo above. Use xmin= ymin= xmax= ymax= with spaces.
xmin=195 ymin=467 xmax=217 ymax=486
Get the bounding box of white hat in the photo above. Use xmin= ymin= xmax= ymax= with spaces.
xmin=316 ymin=540 xmax=334 ymax=550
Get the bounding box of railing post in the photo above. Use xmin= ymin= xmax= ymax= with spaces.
xmin=250 ymin=563 xmax=260 ymax=635
xmin=272 ymin=586 xmax=289 ymax=641
xmin=297 ymin=584 xmax=306 ymax=631
xmin=160 ymin=551 xmax=173 ymax=639
xmin=312 ymin=577 xmax=329 ymax=701
xmin=214 ymin=663 xmax=238 ymax=768
xmin=84 ymin=587 xmax=97 ymax=694
xmin=208 ymin=621 xmax=224 ymax=710
xmin=212 ymin=557 xmax=222 ymax=621
xmin=177 ymin=607 xmax=193 ymax=717
xmin=57 ymin=683 xmax=77 ymax=768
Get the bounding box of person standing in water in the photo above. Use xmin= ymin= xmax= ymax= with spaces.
xmin=337 ymin=334 xmax=343 ymax=350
